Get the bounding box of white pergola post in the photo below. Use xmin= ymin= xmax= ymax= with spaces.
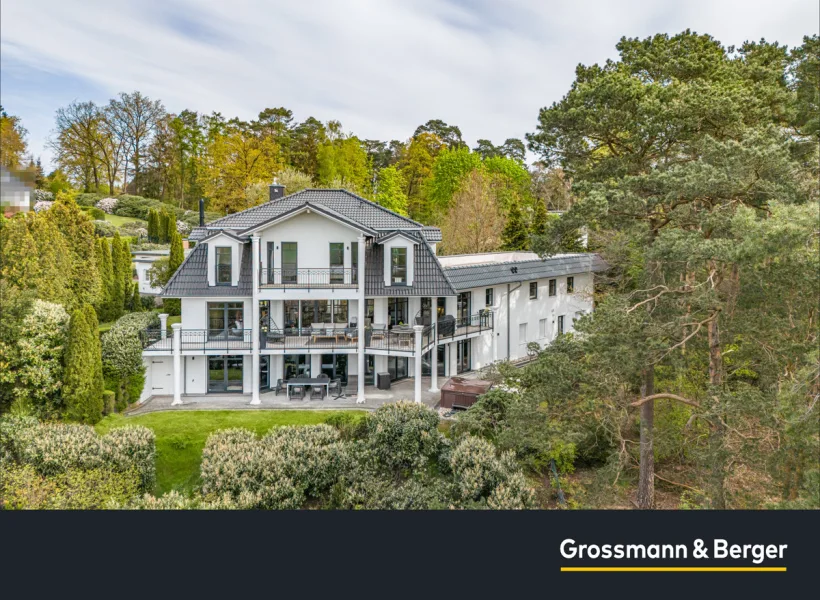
xmin=428 ymin=297 xmax=439 ymax=392
xmin=159 ymin=313 xmax=169 ymax=339
xmin=171 ymin=323 xmax=182 ymax=405
xmin=356 ymin=235 xmax=366 ymax=404
xmin=413 ymin=324 xmax=423 ymax=403
xmin=250 ymin=235 xmax=261 ymax=405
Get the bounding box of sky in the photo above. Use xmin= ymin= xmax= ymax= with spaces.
xmin=1 ymin=0 xmax=817 ymax=170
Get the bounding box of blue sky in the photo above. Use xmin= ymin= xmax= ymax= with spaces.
xmin=1 ymin=0 xmax=816 ymax=170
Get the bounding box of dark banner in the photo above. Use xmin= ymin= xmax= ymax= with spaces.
xmin=2 ymin=510 xmax=817 ymax=598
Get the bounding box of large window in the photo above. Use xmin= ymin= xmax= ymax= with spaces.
xmin=456 ymin=339 xmax=471 ymax=374
xmin=548 ymin=279 xmax=557 ymax=297
xmin=351 ymin=241 xmax=359 ymax=285
xmin=529 ymin=281 xmax=538 ymax=299
xmin=329 ymin=243 xmax=344 ymax=283
xmin=266 ymin=242 xmax=275 ymax=284
xmin=391 ymin=247 xmax=407 ymax=285
xmin=282 ymin=242 xmax=297 ymax=283
xmin=215 ymin=247 xmax=232 ymax=284
xmin=388 ymin=297 xmax=409 ymax=327
xmin=284 ymin=354 xmax=310 ymax=379
xmin=284 ymin=300 xmax=349 ymax=330
xmin=485 ymin=288 xmax=493 ymax=307
xmin=457 ymin=292 xmax=471 ymax=322
xmin=208 ymin=302 xmax=244 ymax=338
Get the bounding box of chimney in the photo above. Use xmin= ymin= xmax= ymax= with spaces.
xmin=199 ymin=198 xmax=205 ymax=226
xmin=269 ymin=177 xmax=286 ymax=202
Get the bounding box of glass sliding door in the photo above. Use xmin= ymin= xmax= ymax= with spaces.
xmin=266 ymin=242 xmax=275 ymax=283
xmin=283 ymin=354 xmax=310 ymax=380
xmin=208 ymin=355 xmax=244 ymax=393
xmin=388 ymin=298 xmax=409 ymax=328
xmin=284 ymin=300 xmax=300 ymax=330
xmin=329 ymin=243 xmax=344 ymax=284
xmin=282 ymin=242 xmax=297 ymax=283
xmin=456 ymin=339 xmax=471 ymax=374
xmin=387 ymin=356 xmax=409 ymax=382
xmin=320 ymin=354 xmax=348 ymax=384
xmin=364 ymin=355 xmax=375 ymax=385
xmin=420 ymin=297 xmax=432 ymax=325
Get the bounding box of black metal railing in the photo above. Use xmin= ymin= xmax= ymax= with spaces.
xmin=259 ymin=268 xmax=358 ymax=288
xmin=140 ymin=328 xmax=253 ymax=351
xmin=422 ymin=323 xmax=436 ymax=350
xmin=438 ymin=311 xmax=493 ymax=340
xmin=260 ymin=327 xmax=359 ymax=350
xmin=365 ymin=326 xmax=417 ymax=353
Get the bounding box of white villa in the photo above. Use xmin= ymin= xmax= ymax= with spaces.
xmin=139 ymin=184 xmax=606 ymax=405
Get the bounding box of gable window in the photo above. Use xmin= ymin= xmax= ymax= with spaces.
xmin=557 ymin=315 xmax=565 ymax=336
xmin=529 ymin=281 xmax=538 ymax=299
xmin=215 ymin=247 xmax=232 ymax=284
xmin=485 ymin=288 xmax=493 ymax=307
xmin=567 ymin=276 xmax=574 ymax=294
xmin=329 ymin=243 xmax=344 ymax=283
xmin=391 ymin=247 xmax=407 ymax=285
xmin=548 ymin=279 xmax=557 ymax=297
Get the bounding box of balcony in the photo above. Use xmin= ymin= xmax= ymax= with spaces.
xmin=261 ymin=327 xmax=358 ymax=351
xmin=140 ymin=328 xmax=253 ymax=352
xmin=364 ymin=324 xmax=436 ymax=354
xmin=259 ymin=268 xmax=358 ymax=289
xmin=437 ymin=311 xmax=493 ymax=341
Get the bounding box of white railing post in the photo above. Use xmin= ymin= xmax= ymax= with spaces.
xmin=429 ymin=298 xmax=439 ymax=392
xmin=171 ymin=323 xmax=182 ymax=405
xmin=251 ymin=236 xmax=261 ymax=405
xmin=357 ymin=234 xmax=366 ymax=404
xmin=413 ymin=325 xmax=423 ymax=403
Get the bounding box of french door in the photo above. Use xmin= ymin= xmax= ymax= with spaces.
xmin=320 ymin=354 xmax=348 ymax=384
xmin=456 ymin=339 xmax=471 ymax=374
xmin=208 ymin=356 xmax=244 ymax=393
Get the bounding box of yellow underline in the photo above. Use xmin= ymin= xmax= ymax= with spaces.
xmin=561 ymin=567 xmax=787 ymax=572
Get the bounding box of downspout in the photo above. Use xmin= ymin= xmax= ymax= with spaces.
xmin=506 ymin=282 xmax=522 ymax=360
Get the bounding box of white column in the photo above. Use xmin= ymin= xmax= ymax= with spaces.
xmin=413 ymin=324 xmax=423 ymax=403
xmin=491 ymin=308 xmax=498 ymax=363
xmin=171 ymin=323 xmax=182 ymax=405
xmin=159 ymin=313 xmax=169 ymax=339
xmin=429 ymin=297 xmax=439 ymax=392
xmin=356 ymin=234 xmax=366 ymax=404
xmin=449 ymin=340 xmax=457 ymax=377
xmin=250 ymin=236 xmax=261 ymax=405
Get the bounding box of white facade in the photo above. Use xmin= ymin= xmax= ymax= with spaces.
xmin=132 ymin=250 xmax=168 ymax=295
xmin=139 ymin=189 xmax=603 ymax=406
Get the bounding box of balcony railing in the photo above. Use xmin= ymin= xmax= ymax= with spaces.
xmin=438 ymin=311 xmax=493 ymax=340
xmin=261 ymin=327 xmax=359 ymax=351
xmin=140 ymin=328 xmax=252 ymax=352
xmin=259 ymin=268 xmax=358 ymax=289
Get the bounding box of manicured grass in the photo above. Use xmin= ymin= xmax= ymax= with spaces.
xmin=96 ymin=410 xmax=365 ymax=495
xmin=166 ymin=315 xmax=181 ymax=329
xmin=98 ymin=321 xmax=115 ymax=334
xmin=105 ymin=214 xmax=144 ymax=227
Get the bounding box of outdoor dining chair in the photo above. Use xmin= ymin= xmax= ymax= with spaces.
xmin=289 ymin=385 xmax=305 ymax=400
xmin=328 ymin=379 xmax=344 ymax=399
xmin=310 ymin=386 xmax=325 ymax=401
xmin=274 ymin=379 xmax=285 ymax=396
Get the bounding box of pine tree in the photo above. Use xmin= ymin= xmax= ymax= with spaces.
xmin=501 ymin=199 xmax=529 ymax=251
xmin=63 ymin=307 xmax=103 ymax=424
xmin=531 ymin=197 xmax=548 ymax=240
xmin=158 ymin=211 xmax=169 ymax=243
xmin=109 ymin=233 xmax=125 ymax=320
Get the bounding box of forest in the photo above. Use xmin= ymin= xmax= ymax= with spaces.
xmin=0 ymin=31 xmax=817 ymax=510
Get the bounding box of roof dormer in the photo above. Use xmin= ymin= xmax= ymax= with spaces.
xmin=203 ymin=231 xmax=244 ymax=287
xmin=379 ymin=231 xmax=418 ymax=288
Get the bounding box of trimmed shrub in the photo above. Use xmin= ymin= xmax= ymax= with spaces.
xmin=93 ymin=220 xmax=118 ymax=237
xmin=364 ymin=401 xmax=442 ymax=473
xmin=1 ymin=465 xmax=140 ymax=509
xmin=63 ymin=307 xmax=104 ymax=424
xmin=200 ymin=425 xmax=347 ymax=509
xmin=75 ymin=192 xmax=105 ymax=207
xmin=0 ymin=416 xmax=156 ymax=492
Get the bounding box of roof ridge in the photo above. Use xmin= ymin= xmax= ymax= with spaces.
xmin=441 ymin=254 xmax=597 ymax=270
xmin=334 ymin=188 xmax=426 ymax=229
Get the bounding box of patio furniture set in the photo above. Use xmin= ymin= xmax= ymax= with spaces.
xmin=273 ymin=374 xmax=346 ymax=400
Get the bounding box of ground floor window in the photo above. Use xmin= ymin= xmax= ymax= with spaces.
xmin=387 ymin=356 xmax=409 ymax=381
xmin=284 ymin=354 xmax=310 ymax=379
xmin=320 ymin=354 xmax=348 ymax=385
xmin=456 ymin=339 xmax=471 ymax=374
xmin=421 ymin=345 xmax=446 ymax=377
xmin=364 ymin=355 xmax=375 ymax=385
xmin=208 ymin=355 xmax=243 ymax=393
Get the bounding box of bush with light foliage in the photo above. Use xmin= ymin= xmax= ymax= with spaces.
xmin=95 ymin=197 xmax=118 ymax=214
xmin=363 ymin=401 xmax=443 ymax=474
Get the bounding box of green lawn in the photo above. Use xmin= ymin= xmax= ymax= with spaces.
xmin=106 ymin=214 xmax=144 ymax=227
xmin=96 ymin=410 xmax=365 ymax=495
xmin=166 ymin=315 xmax=181 ymax=329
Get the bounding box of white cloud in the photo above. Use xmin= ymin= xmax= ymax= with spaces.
xmin=1 ymin=0 xmax=816 ymax=169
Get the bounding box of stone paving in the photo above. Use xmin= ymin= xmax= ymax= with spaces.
xmin=127 ymin=376 xmax=446 ymax=415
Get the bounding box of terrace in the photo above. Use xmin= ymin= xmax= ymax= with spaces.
xmin=259 ymin=268 xmax=358 ymax=289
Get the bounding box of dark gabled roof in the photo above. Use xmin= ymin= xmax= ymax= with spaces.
xmin=189 ymin=188 xmax=441 ymax=242
xmin=161 ymin=242 xmax=252 ymax=297
xmin=239 ymin=201 xmax=377 ymax=237
xmin=365 ymin=232 xmax=457 ymax=297
xmin=199 ymin=229 xmax=248 ymax=243
xmin=442 ymin=253 xmax=608 ymax=291
xmin=421 ymin=227 xmax=442 ymax=243
xmin=374 ymin=230 xmax=420 ymax=244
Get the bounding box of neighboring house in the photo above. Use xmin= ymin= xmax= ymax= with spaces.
xmin=138 ymin=184 xmax=606 ymax=405
xmin=132 ymin=250 xmax=170 ymax=295
xmin=0 ymin=166 xmax=31 ymax=216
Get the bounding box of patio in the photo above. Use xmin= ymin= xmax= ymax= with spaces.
xmin=128 ymin=376 xmax=446 ymax=414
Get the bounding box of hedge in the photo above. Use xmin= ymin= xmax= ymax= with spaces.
xmin=0 ymin=416 xmax=156 ymax=492
xmin=1 ymin=465 xmax=140 ymax=509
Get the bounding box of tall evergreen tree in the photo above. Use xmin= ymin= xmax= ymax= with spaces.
xmin=147 ymin=209 xmax=157 ymax=242
xmin=130 ymin=284 xmax=143 ymax=312
xmin=120 ymin=237 xmax=133 ymax=310
xmin=109 ymin=233 xmax=125 ymax=320
xmin=530 ymin=197 xmax=548 ymax=239
xmin=63 ymin=307 xmax=103 ymax=424
xmin=28 ymin=214 xmax=72 ymax=306
xmin=162 ymin=230 xmax=185 ymax=314
xmin=501 ymin=200 xmax=529 ymax=250
xmin=96 ymin=238 xmax=114 ymax=321
xmin=0 ymin=216 xmax=40 ymax=290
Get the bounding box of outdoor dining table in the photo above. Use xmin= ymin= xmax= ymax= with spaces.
xmin=286 ymin=377 xmax=330 ymax=396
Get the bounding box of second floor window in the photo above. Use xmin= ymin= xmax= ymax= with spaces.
xmin=548 ymin=279 xmax=557 ymax=297
xmin=485 ymin=288 xmax=493 ymax=306
xmin=529 ymin=281 xmax=538 ymax=299
xmin=216 ymin=247 xmax=232 ymax=284
xmin=567 ymin=276 xmax=574 ymax=293
xmin=391 ymin=247 xmax=407 ymax=285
